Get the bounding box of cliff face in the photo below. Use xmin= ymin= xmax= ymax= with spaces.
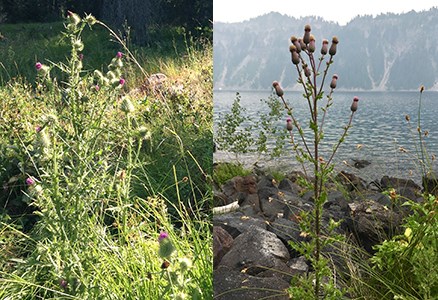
xmin=214 ymin=9 xmax=438 ymax=91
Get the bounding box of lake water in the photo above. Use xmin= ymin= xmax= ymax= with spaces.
xmin=214 ymin=90 xmax=438 ymax=185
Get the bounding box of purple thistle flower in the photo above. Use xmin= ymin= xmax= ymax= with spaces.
xmin=158 ymin=231 xmax=169 ymax=242
xmin=330 ymin=74 xmax=338 ymax=89
xmin=351 ymin=96 xmax=359 ymax=112
xmin=272 ymin=81 xmax=284 ymax=97
xmin=26 ymin=177 xmax=35 ymax=186
xmin=286 ymin=118 xmax=293 ymax=131
xmin=35 ymin=126 xmax=42 ymax=133
xmin=119 ymin=78 xmax=126 ymax=86
xmin=116 ymin=52 xmax=123 ymax=58
xmin=35 ymin=62 xmax=43 ymax=70
xmin=59 ymin=279 xmax=68 ymax=289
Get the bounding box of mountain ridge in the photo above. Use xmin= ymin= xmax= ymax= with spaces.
xmin=214 ymin=8 xmax=438 ymax=91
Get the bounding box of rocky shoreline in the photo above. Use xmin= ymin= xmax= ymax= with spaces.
xmin=213 ymin=165 xmax=436 ymax=299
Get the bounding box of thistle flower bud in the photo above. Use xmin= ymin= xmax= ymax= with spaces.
xmin=178 ymin=257 xmax=193 ymax=272
xmin=272 ymin=81 xmax=284 ymax=97
xmin=286 ymin=118 xmax=293 ymax=131
xmin=350 ymin=96 xmax=359 ymax=112
xmin=299 ymin=38 xmax=306 ymax=50
xmin=303 ymin=24 xmax=311 ymax=45
xmin=67 ymin=11 xmax=81 ymax=26
xmin=289 ymin=45 xmax=300 ymax=65
xmin=308 ymin=35 xmax=316 ymax=53
xmin=291 ymin=36 xmax=301 ymax=53
xmin=329 ymin=36 xmax=339 ymax=56
xmin=121 ymin=96 xmax=135 ymax=113
xmin=321 ymin=39 xmax=329 ymax=55
xmin=303 ymin=64 xmax=311 ymax=77
xmin=73 ymin=39 xmax=84 ymax=51
xmin=84 ymin=14 xmax=96 ymax=26
xmin=36 ymin=62 xmax=50 ymax=76
xmin=26 ymin=177 xmax=35 ymax=185
xmin=158 ymin=231 xmax=169 ymax=242
xmin=330 ymin=74 xmax=338 ymax=89
xmin=158 ymin=235 xmax=175 ymax=258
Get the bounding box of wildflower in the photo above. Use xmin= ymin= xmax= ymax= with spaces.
xmin=389 ymin=188 xmax=397 ymax=201
xmin=161 ymin=260 xmax=170 ymax=269
xmin=290 ymin=36 xmax=301 ymax=53
xmin=119 ymin=78 xmax=126 ymax=86
xmin=73 ymin=39 xmax=84 ymax=51
xmin=321 ymin=39 xmax=329 ymax=55
xmin=116 ymin=51 xmax=123 ymax=58
xmin=26 ymin=177 xmax=35 ymax=185
xmin=67 ymin=11 xmax=81 ymax=25
xmin=350 ymin=96 xmax=359 ymax=112
xmin=289 ymin=45 xmax=300 ymax=65
xmin=286 ymin=118 xmax=293 ymax=131
xmin=329 ymin=36 xmax=339 ymax=56
xmin=308 ymin=35 xmax=316 ymax=53
xmin=158 ymin=233 xmax=175 ymax=258
xmin=330 ymin=74 xmax=338 ymax=89
xmin=94 ymin=84 xmax=100 ymax=92
xmin=303 ymin=24 xmax=311 ymax=45
xmin=299 ymin=38 xmax=306 ymax=50
xmin=84 ymin=14 xmax=96 ymax=26
xmin=272 ymin=81 xmax=284 ymax=97
xmin=59 ymin=279 xmax=68 ymax=289
xmin=35 ymin=126 xmax=42 ymax=132
xmin=158 ymin=231 xmax=169 ymax=242
xmin=35 ymin=62 xmax=42 ymax=70
xmin=303 ymin=64 xmax=311 ymax=77
xmin=178 ymin=257 xmax=193 ymax=272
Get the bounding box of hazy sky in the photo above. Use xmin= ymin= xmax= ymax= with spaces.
xmin=214 ymin=0 xmax=438 ymax=25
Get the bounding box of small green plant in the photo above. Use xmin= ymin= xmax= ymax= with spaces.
xmin=368 ymin=194 xmax=438 ymax=299
xmin=215 ymin=92 xmax=254 ymax=156
xmin=213 ymin=162 xmax=252 ymax=186
xmin=215 ymin=92 xmax=286 ymax=160
xmin=272 ymin=24 xmax=360 ymax=299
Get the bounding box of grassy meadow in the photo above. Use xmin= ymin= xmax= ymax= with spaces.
xmin=0 ymin=14 xmax=212 ymax=300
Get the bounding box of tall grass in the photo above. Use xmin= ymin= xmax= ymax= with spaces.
xmin=0 ymin=13 xmax=212 ymax=299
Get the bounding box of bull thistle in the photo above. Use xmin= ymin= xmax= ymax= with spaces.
xmin=273 ymin=24 xmax=360 ymax=299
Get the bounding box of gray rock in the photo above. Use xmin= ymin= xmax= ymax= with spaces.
xmin=422 ymin=172 xmax=438 ymax=195
xmin=336 ymin=171 xmax=367 ymax=192
xmin=213 ymin=226 xmax=234 ymax=268
xmin=219 ymin=225 xmax=296 ymax=282
xmin=288 ymin=256 xmax=309 ymax=273
xmin=347 ymin=200 xmax=402 ymax=252
xmin=214 ymin=266 xmax=290 ymax=300
xmin=213 ymin=212 xmax=266 ymax=238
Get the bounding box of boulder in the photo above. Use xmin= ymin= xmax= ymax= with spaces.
xmin=214 ymin=266 xmax=290 ymax=300
xmin=218 ymin=225 xmax=299 ymax=282
xmin=422 ymin=172 xmax=438 ymax=196
xmin=213 ymin=212 xmax=266 ymax=238
xmin=336 ymin=171 xmax=367 ymax=192
xmin=213 ymin=226 xmax=234 ymax=268
xmin=346 ymin=200 xmax=403 ymax=252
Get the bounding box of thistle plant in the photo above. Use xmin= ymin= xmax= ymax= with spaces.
xmin=273 ymin=25 xmax=360 ymax=299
